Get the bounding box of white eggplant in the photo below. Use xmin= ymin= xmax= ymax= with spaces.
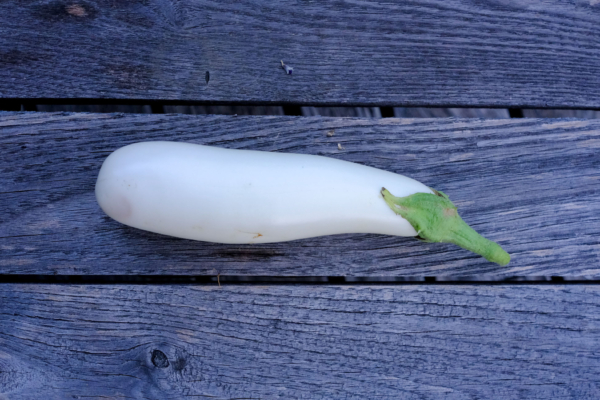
xmin=95 ymin=141 xmax=510 ymax=265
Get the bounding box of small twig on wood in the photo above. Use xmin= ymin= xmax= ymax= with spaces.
xmin=281 ymin=60 xmax=293 ymax=75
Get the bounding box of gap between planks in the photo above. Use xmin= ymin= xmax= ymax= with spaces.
xmin=0 ymin=275 xmax=595 ymax=285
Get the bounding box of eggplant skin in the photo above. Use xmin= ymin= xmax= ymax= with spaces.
xmin=96 ymin=141 xmax=432 ymax=243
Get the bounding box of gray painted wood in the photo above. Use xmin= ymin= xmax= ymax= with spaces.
xmin=1 ymin=284 xmax=599 ymax=399
xmin=1 ymin=112 xmax=599 ymax=278
xmin=2 ymin=1 xmax=600 ymax=108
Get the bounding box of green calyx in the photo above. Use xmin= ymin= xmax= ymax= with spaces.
xmin=381 ymin=188 xmax=510 ymax=266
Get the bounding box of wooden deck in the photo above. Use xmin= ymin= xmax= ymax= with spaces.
xmin=1 ymin=0 xmax=600 ymax=398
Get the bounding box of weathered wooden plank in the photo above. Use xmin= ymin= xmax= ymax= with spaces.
xmin=1 ymin=112 xmax=599 ymax=277
xmin=2 ymin=1 xmax=600 ymax=108
xmin=0 ymin=284 xmax=598 ymax=399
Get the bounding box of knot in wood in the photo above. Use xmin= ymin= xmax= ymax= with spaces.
xmin=151 ymin=349 xmax=169 ymax=368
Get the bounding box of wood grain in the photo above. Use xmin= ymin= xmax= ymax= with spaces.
xmin=1 ymin=284 xmax=599 ymax=399
xmin=1 ymin=0 xmax=600 ymax=108
xmin=1 ymin=112 xmax=599 ymax=278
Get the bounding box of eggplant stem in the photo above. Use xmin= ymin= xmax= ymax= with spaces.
xmin=381 ymin=187 xmax=510 ymax=266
